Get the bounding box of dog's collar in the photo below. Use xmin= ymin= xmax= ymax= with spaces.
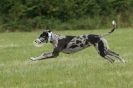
xmin=48 ymin=32 xmax=52 ymax=42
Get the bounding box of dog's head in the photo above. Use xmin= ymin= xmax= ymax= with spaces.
xmin=33 ymin=30 xmax=52 ymax=47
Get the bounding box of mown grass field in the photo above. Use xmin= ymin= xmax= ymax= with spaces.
xmin=0 ymin=28 xmax=133 ymax=88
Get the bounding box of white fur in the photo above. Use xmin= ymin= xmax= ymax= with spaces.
xmin=112 ymin=20 xmax=116 ymax=25
xmin=48 ymin=32 xmax=52 ymax=42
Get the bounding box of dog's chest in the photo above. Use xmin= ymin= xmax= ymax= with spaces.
xmin=62 ymin=36 xmax=91 ymax=54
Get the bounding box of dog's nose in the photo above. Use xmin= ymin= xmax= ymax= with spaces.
xmin=35 ymin=40 xmax=37 ymax=43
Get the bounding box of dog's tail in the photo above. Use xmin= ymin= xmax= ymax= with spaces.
xmin=101 ymin=20 xmax=117 ymax=37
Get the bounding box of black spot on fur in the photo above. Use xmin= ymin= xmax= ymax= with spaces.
xmin=85 ymin=40 xmax=89 ymax=45
xmin=98 ymin=40 xmax=106 ymax=57
xmin=70 ymin=45 xmax=78 ymax=48
xmin=87 ymin=34 xmax=100 ymax=44
xmin=72 ymin=43 xmax=75 ymax=45
xmin=64 ymin=44 xmax=67 ymax=49
xmin=76 ymin=40 xmax=81 ymax=44
xmin=80 ymin=44 xmax=84 ymax=47
xmin=83 ymin=35 xmax=86 ymax=38
xmin=58 ymin=36 xmax=75 ymax=49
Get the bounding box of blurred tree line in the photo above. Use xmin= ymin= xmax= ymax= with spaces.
xmin=0 ymin=0 xmax=132 ymax=32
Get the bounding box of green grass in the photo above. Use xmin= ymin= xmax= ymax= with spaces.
xmin=0 ymin=28 xmax=133 ymax=88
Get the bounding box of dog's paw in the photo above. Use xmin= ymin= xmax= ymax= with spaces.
xmin=30 ymin=57 xmax=37 ymax=61
xmin=122 ymin=59 xmax=126 ymax=63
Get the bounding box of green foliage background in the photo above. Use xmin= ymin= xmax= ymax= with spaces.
xmin=0 ymin=0 xmax=132 ymax=31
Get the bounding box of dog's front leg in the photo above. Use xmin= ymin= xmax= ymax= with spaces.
xmin=30 ymin=48 xmax=60 ymax=61
xmin=30 ymin=52 xmax=52 ymax=61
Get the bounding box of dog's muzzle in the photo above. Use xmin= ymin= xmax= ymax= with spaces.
xmin=33 ymin=38 xmax=45 ymax=47
xmin=35 ymin=38 xmax=42 ymax=44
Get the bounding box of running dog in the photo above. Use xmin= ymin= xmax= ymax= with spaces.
xmin=31 ymin=21 xmax=125 ymax=63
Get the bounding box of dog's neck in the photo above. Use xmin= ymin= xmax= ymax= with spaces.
xmin=49 ymin=32 xmax=66 ymax=47
xmin=49 ymin=33 xmax=59 ymax=47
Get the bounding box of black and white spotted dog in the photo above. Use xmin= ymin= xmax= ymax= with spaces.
xmin=31 ymin=21 xmax=125 ymax=63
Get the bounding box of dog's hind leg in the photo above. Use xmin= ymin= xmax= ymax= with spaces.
xmin=94 ymin=42 xmax=115 ymax=63
xmin=104 ymin=55 xmax=115 ymax=63
xmin=106 ymin=50 xmax=126 ymax=63
xmin=107 ymin=50 xmax=119 ymax=56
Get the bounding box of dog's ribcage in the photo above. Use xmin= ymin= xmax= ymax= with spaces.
xmin=62 ymin=35 xmax=91 ymax=54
